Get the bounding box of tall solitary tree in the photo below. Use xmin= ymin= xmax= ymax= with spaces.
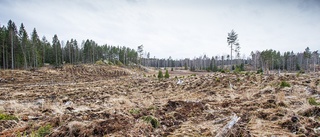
xmin=227 ymin=29 xmax=239 ymax=70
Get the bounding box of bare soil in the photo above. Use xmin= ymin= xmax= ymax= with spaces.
xmin=0 ymin=65 xmax=320 ymax=136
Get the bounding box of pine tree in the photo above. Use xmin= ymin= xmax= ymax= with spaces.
xmin=227 ymin=29 xmax=239 ymax=70
xmin=165 ymin=69 xmax=169 ymax=78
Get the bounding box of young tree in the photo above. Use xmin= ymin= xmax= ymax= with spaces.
xmin=158 ymin=70 xmax=163 ymax=79
xmin=227 ymin=29 xmax=239 ymax=70
xmin=165 ymin=69 xmax=169 ymax=78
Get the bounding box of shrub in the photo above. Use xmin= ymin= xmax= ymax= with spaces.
xmin=299 ymin=70 xmax=305 ymax=74
xmin=245 ymin=72 xmax=250 ymax=76
xmin=31 ymin=124 xmax=52 ymax=137
xmin=257 ymin=68 xmax=263 ymax=74
xmin=158 ymin=70 xmax=163 ymax=79
xmin=296 ymin=72 xmax=300 ymax=77
xmin=95 ymin=60 xmax=105 ymax=65
xmin=165 ymin=70 xmax=170 ymax=79
xmin=141 ymin=115 xmax=160 ymax=128
xmin=108 ymin=61 xmax=114 ymax=65
xmin=147 ymin=106 xmax=156 ymax=110
xmin=129 ymin=108 xmax=140 ymax=114
xmin=171 ymin=67 xmax=174 ymax=71
xmin=216 ymin=77 xmax=220 ymax=82
xmin=280 ymin=81 xmax=290 ymax=88
xmin=116 ymin=60 xmax=123 ymax=66
xmin=237 ymin=78 xmax=240 ymax=82
xmin=308 ymin=97 xmax=320 ymax=105
xmin=219 ymin=69 xmax=225 ymax=73
xmin=0 ymin=113 xmax=18 ymax=121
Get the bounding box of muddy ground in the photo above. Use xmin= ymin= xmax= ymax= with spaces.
xmin=0 ymin=65 xmax=320 ymax=137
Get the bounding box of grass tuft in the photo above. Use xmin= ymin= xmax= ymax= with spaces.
xmin=0 ymin=113 xmax=18 ymax=121
xmin=30 ymin=124 xmax=52 ymax=137
xmin=308 ymin=97 xmax=320 ymax=106
xmin=280 ymin=81 xmax=290 ymax=88
xmin=129 ymin=108 xmax=140 ymax=115
xmin=141 ymin=115 xmax=160 ymax=128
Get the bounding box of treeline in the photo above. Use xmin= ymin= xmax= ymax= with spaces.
xmin=0 ymin=20 xmax=138 ymax=69
xmin=1 ymin=19 xmax=318 ymax=73
xmin=142 ymin=48 xmax=319 ymax=73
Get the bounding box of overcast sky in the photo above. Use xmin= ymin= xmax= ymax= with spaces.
xmin=0 ymin=0 xmax=319 ymax=59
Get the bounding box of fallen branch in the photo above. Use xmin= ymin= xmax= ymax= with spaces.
xmin=215 ymin=114 xmax=241 ymax=137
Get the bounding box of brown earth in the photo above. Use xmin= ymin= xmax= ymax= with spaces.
xmin=0 ymin=65 xmax=320 ymax=136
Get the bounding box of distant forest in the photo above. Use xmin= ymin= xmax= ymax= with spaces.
xmin=0 ymin=20 xmax=139 ymax=69
xmin=0 ymin=20 xmax=319 ymax=73
xmin=142 ymin=48 xmax=319 ymax=73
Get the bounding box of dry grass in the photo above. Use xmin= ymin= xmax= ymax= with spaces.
xmin=0 ymin=65 xmax=320 ymax=136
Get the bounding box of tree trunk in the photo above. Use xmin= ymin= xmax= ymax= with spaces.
xmin=55 ymin=44 xmax=57 ymax=66
xmin=2 ymin=40 xmax=5 ymax=69
xmin=230 ymin=44 xmax=233 ymax=70
xmin=306 ymin=58 xmax=309 ymax=73
xmin=11 ymin=31 xmax=14 ymax=69
xmin=314 ymin=58 xmax=316 ymax=72
xmin=32 ymin=43 xmax=35 ymax=68
xmin=43 ymin=43 xmax=45 ymax=64
xmin=20 ymin=41 xmax=28 ymax=69
xmin=69 ymin=44 xmax=71 ymax=64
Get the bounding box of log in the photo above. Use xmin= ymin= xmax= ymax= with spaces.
xmin=215 ymin=114 xmax=241 ymax=137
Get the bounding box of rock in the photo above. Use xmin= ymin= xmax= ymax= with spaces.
xmin=291 ymin=116 xmax=299 ymax=123
xmin=22 ymin=115 xmax=29 ymax=121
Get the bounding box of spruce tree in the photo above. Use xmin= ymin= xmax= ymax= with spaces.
xmin=165 ymin=69 xmax=169 ymax=78
xmin=158 ymin=70 xmax=163 ymax=79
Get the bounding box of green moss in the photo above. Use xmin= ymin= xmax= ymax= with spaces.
xmin=256 ymin=68 xmax=263 ymax=74
xmin=129 ymin=108 xmax=140 ymax=114
xmin=95 ymin=60 xmax=105 ymax=65
xmin=147 ymin=106 xmax=156 ymax=110
xmin=216 ymin=77 xmax=220 ymax=82
xmin=0 ymin=113 xmax=18 ymax=121
xmin=280 ymin=81 xmax=290 ymax=88
xmin=308 ymin=97 xmax=320 ymax=106
xmin=141 ymin=115 xmax=160 ymax=128
xmin=37 ymin=124 xmax=52 ymax=137
xmin=30 ymin=124 xmax=52 ymax=137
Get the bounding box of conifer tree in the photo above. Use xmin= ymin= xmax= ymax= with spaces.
xmin=158 ymin=70 xmax=163 ymax=79
xmin=165 ymin=69 xmax=169 ymax=78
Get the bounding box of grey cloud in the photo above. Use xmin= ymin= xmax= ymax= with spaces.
xmin=0 ymin=0 xmax=319 ymax=59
